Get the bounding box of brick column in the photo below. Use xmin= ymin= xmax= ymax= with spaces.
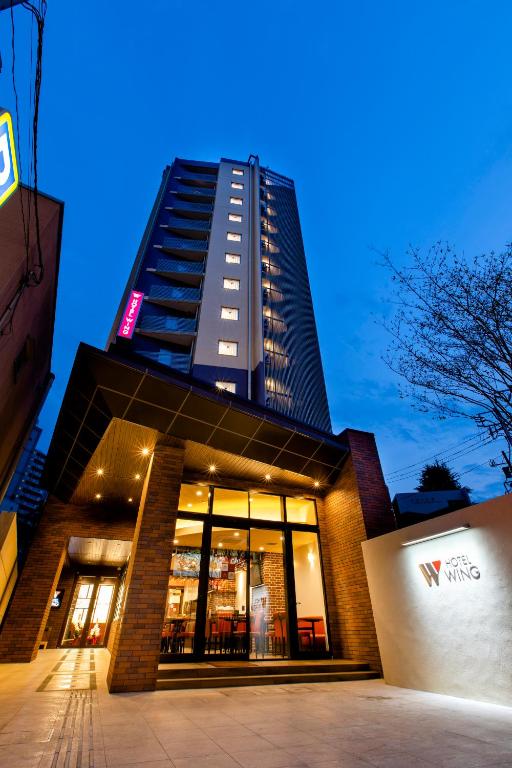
xmin=107 ymin=439 xmax=185 ymax=692
xmin=0 ymin=502 xmax=68 ymax=662
xmin=318 ymin=429 xmax=393 ymax=671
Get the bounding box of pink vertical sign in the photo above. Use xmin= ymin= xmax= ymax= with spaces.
xmin=117 ymin=290 xmax=144 ymax=339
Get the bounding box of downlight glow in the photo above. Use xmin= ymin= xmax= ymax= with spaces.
xmin=401 ymin=525 xmax=471 ymax=547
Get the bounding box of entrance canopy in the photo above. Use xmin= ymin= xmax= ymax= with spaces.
xmin=45 ymin=344 xmax=349 ymax=507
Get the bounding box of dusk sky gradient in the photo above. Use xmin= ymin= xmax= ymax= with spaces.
xmin=2 ymin=0 xmax=512 ymax=501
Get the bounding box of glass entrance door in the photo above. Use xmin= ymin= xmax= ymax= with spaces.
xmin=61 ymin=577 xmax=117 ymax=648
xmin=249 ymin=528 xmax=288 ymax=659
xmin=205 ymin=527 xmax=248 ymax=657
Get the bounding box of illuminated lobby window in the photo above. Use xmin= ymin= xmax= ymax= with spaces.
xmin=286 ymin=497 xmax=317 ymax=525
xmin=249 ymin=493 xmax=283 ymax=522
xmin=178 ymin=483 xmax=209 ymax=514
xmin=212 ymin=487 xmax=249 ymax=517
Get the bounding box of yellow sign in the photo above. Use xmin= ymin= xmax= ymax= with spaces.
xmin=0 ymin=109 xmax=19 ymax=208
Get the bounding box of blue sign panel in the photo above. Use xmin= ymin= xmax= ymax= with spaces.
xmin=0 ymin=109 xmax=19 ymax=208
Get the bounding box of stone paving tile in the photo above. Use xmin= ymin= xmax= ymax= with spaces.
xmin=1 ymin=649 xmax=512 ymax=768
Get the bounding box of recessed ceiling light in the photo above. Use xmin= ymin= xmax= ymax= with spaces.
xmin=135 ymin=473 xmax=141 ymax=480
xmin=259 ymin=546 xmax=264 ymax=551
xmin=218 ymin=542 xmax=223 ymax=547
xmin=314 ymin=481 xmax=320 ymax=488
xmin=141 ymin=447 xmax=150 ymax=456
xmin=173 ymin=538 xmax=179 ymax=544
xmin=95 ymin=493 xmax=101 ymax=500
xmin=264 ymin=473 xmax=271 ymax=481
xmin=234 ymin=532 xmax=240 ymax=537
xmin=96 ymin=468 xmax=104 ymax=476
xmin=196 ymin=490 xmax=203 ymax=496
xmin=128 ymin=497 xmax=133 ymax=502
xmin=187 ymin=503 xmax=192 ymax=508
xmin=209 ymin=464 xmax=217 ymax=473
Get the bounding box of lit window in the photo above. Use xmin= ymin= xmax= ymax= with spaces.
xmin=227 ymin=232 xmax=241 ymax=242
xmin=228 ymin=213 xmax=242 ymax=223
xmin=223 ymin=278 xmax=240 ymax=291
xmin=218 ymin=340 xmax=238 ymax=356
xmin=221 ymin=306 xmax=239 ymax=320
xmin=230 ymin=196 xmax=243 ymax=206
xmin=225 ymin=253 xmax=240 ymax=264
xmin=232 ymin=168 xmax=244 ymax=176
xmin=216 ymin=381 xmax=236 ymax=393
xmin=231 ymin=182 xmax=244 ymax=190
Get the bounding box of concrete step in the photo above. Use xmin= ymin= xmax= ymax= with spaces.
xmin=156 ymin=669 xmax=380 ymax=690
xmin=157 ymin=661 xmax=371 ymax=680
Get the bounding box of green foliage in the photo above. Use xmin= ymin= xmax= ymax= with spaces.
xmin=416 ymin=460 xmax=461 ymax=492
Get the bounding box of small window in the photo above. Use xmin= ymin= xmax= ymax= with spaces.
xmin=227 ymin=232 xmax=242 ymax=242
xmin=215 ymin=381 xmax=236 ymax=393
xmin=232 ymin=168 xmax=244 ymax=176
xmin=231 ymin=181 xmax=244 ymax=190
xmin=218 ymin=340 xmax=238 ymax=356
xmin=225 ymin=253 xmax=241 ymax=264
xmin=228 ymin=213 xmax=242 ymax=223
xmin=230 ymin=196 xmax=243 ymax=206
xmin=286 ymin=497 xmax=317 ymax=525
xmin=223 ymin=277 xmax=240 ymax=290
xmin=221 ymin=306 xmax=239 ymax=320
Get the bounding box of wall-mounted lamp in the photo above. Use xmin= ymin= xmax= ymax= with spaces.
xmin=401 ymin=524 xmax=471 ymax=547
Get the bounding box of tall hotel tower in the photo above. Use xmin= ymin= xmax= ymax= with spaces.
xmin=108 ymin=157 xmax=332 ymax=433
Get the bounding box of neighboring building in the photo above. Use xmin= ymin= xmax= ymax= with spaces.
xmin=108 ymin=157 xmax=331 ymax=433
xmin=0 ymin=157 xmax=395 ymax=693
xmin=0 ymin=185 xmax=63 ymax=503
xmin=2 ymin=424 xmax=48 ymax=562
xmin=393 ymin=489 xmax=472 ymax=528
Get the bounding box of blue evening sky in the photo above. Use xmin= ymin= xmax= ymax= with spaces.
xmin=2 ymin=0 xmax=511 ymax=501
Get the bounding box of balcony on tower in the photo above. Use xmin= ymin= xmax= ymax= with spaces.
xmin=136 ymin=314 xmax=197 ymax=346
xmin=157 ymin=236 xmax=208 ymax=260
xmin=165 ymin=200 xmax=213 ymax=220
xmin=145 ymin=284 xmax=201 ymax=312
xmin=174 ymin=170 xmax=217 ymax=189
xmin=171 ymin=185 xmax=216 ymax=204
xmin=150 ymin=257 xmax=204 ymax=286
xmin=162 ymin=217 xmax=211 ymax=239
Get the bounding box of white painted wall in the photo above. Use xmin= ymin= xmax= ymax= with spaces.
xmin=362 ymin=495 xmax=512 ymax=706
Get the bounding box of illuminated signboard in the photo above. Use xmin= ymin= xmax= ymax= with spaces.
xmin=0 ymin=109 xmax=19 ymax=208
xmin=117 ymin=289 xmax=144 ymax=339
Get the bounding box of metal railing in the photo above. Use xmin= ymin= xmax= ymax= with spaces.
xmin=139 ymin=315 xmax=197 ymax=333
xmin=155 ymin=258 xmax=204 ymax=276
xmin=148 ymin=285 xmax=201 ymax=303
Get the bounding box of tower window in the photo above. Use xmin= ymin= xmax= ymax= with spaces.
xmin=227 ymin=232 xmax=242 ymax=242
xmin=230 ymin=196 xmax=243 ymax=206
xmin=228 ymin=213 xmax=242 ymax=223
xmin=216 ymin=381 xmax=237 ymax=393
xmin=225 ymin=253 xmax=241 ymax=264
xmin=221 ymin=306 xmax=239 ymax=320
xmin=231 ymin=182 xmax=244 ymax=190
xmin=223 ymin=278 xmax=240 ymax=290
xmin=232 ymin=169 xmax=244 ymax=176
xmin=218 ymin=340 xmax=238 ymax=357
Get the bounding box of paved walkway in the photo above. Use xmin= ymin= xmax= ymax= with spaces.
xmin=0 ymin=649 xmax=511 ymax=767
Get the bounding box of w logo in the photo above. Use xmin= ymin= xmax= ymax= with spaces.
xmin=419 ymin=560 xmax=442 ymax=587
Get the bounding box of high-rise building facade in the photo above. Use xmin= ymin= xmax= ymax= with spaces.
xmin=108 ymin=157 xmax=331 ymax=433
xmin=0 ymin=155 xmax=394 ymax=695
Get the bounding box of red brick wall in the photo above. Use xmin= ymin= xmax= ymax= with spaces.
xmin=0 ymin=499 xmax=134 ymax=662
xmin=318 ymin=430 xmax=393 ymax=671
xmin=107 ymin=439 xmax=185 ymax=692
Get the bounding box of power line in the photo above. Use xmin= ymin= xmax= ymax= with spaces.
xmin=385 ymin=432 xmax=487 ymax=480
xmin=387 ymin=436 xmax=497 ymax=484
